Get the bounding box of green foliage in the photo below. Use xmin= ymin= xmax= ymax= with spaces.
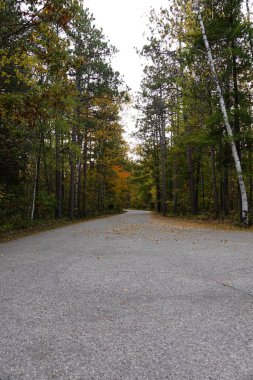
xmin=134 ymin=0 xmax=253 ymax=221
xmin=0 ymin=0 xmax=129 ymax=230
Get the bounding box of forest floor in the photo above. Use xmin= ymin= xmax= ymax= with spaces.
xmin=0 ymin=212 xmax=123 ymax=243
xmin=154 ymin=213 xmax=253 ymax=232
xmin=1 ymin=210 xmax=253 ymax=379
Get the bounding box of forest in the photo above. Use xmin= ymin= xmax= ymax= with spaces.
xmin=135 ymin=0 xmax=253 ymax=225
xmin=0 ymin=0 xmax=132 ymax=234
xmin=0 ymin=0 xmax=253 ymax=234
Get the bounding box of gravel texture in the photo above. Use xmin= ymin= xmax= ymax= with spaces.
xmin=1 ymin=210 xmax=253 ymax=380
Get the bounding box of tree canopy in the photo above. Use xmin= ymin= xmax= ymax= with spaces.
xmin=1 ymin=0 xmax=253 ymax=232
xmin=0 ymin=0 xmax=130 ymax=232
xmin=134 ymin=0 xmax=253 ymax=224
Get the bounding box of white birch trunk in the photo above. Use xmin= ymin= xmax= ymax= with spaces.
xmin=192 ymin=0 xmax=249 ymax=225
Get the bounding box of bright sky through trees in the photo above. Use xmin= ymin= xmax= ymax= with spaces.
xmin=84 ymin=0 xmax=169 ymax=145
xmin=84 ymin=0 xmax=168 ymax=92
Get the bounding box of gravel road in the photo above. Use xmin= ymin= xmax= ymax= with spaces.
xmin=1 ymin=210 xmax=253 ymax=380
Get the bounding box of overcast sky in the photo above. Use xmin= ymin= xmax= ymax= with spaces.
xmin=84 ymin=0 xmax=168 ymax=92
xmin=84 ymin=0 xmax=169 ymax=146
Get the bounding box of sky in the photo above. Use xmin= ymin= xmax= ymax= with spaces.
xmin=84 ymin=0 xmax=169 ymax=145
xmin=84 ymin=0 xmax=168 ymax=91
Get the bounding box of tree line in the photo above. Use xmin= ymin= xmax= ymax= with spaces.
xmin=0 ymin=0 xmax=131 ymax=232
xmin=1 ymin=0 xmax=253 ymax=231
xmin=135 ymin=0 xmax=253 ymax=224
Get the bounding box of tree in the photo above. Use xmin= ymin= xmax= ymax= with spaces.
xmin=192 ymin=0 xmax=249 ymax=225
xmin=0 ymin=0 xmax=129 ymax=232
xmin=134 ymin=0 xmax=252 ymax=224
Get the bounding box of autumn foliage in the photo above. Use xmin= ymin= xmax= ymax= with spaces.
xmin=0 ymin=0 xmax=130 ymax=230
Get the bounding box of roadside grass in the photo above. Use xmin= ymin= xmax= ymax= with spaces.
xmin=155 ymin=212 xmax=253 ymax=231
xmin=0 ymin=211 xmax=124 ymax=243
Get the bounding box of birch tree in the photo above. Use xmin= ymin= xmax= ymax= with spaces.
xmin=192 ymin=0 xmax=249 ymax=225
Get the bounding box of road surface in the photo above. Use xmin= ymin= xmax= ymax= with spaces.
xmin=1 ymin=210 xmax=253 ymax=379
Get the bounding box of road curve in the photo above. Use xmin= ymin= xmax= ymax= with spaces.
xmin=1 ymin=210 xmax=253 ymax=379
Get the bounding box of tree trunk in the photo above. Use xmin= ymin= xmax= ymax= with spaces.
xmin=31 ymin=157 xmax=38 ymax=220
xmin=158 ymin=93 xmax=167 ymax=216
xmin=200 ymin=162 xmax=205 ymax=212
xmin=82 ymin=130 xmax=88 ymax=216
xmin=187 ymin=145 xmax=197 ymax=214
xmin=210 ymin=147 xmax=219 ymax=216
xmin=69 ymin=126 xmax=76 ymax=219
xmin=55 ymin=127 xmax=62 ymax=218
xmin=231 ymin=37 xmax=243 ymax=220
xmin=193 ymin=1 xmax=249 ymax=225
xmin=173 ymin=161 xmax=178 ymax=215
xmin=231 ymin=38 xmax=241 ymax=158
xmin=195 ymin=157 xmax=200 ymax=214
xmin=154 ymin=119 xmax=162 ymax=213
xmin=36 ymin=135 xmax=42 ymax=198
xmin=172 ymin=110 xmax=179 ymax=215
xmin=42 ymin=133 xmax=50 ymax=195
xmin=156 ymin=181 xmax=162 ymax=213
xmin=77 ymin=159 xmax=81 ymax=215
